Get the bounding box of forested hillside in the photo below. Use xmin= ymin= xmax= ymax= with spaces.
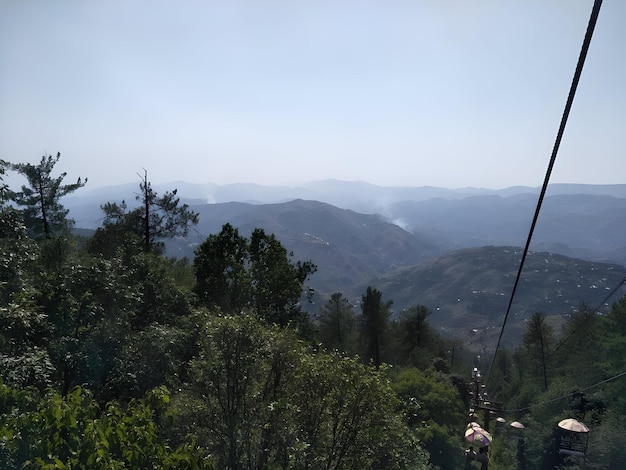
xmin=363 ymin=246 xmax=626 ymax=349
xmin=2 ymin=157 xmax=626 ymax=469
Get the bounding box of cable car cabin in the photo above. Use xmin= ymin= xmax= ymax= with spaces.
xmin=509 ymin=421 xmax=525 ymax=441
xmin=557 ymin=418 xmax=589 ymax=458
xmin=559 ymin=432 xmax=588 ymax=457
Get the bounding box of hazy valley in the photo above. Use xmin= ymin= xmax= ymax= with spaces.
xmin=67 ymin=180 xmax=626 ymax=348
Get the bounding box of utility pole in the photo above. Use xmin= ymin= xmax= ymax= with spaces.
xmin=469 ymin=367 xmax=502 ymax=432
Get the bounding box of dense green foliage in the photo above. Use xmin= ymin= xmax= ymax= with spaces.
xmin=0 ymin=384 xmax=209 ymax=469
xmin=194 ymin=223 xmax=317 ymax=327
xmin=0 ymin=163 xmax=440 ymax=468
xmin=3 ymin=157 xmax=626 ymax=469
xmin=172 ymin=312 xmax=430 ymax=469
xmin=485 ymin=301 xmax=626 ymax=469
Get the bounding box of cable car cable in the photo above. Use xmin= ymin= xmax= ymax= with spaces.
xmin=487 ymin=0 xmax=603 ymax=382
xmin=502 ymin=369 xmax=626 ymax=413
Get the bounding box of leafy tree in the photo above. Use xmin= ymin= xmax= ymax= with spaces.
xmin=177 ymin=312 xmax=428 ymax=469
xmin=0 ymin=303 xmax=53 ymax=391
xmin=291 ymin=354 xmax=430 ymax=469
xmin=105 ymin=320 xmax=196 ymax=403
xmin=0 ymin=208 xmax=38 ymax=306
xmin=0 ymin=384 xmax=211 ymax=469
xmin=193 ymin=223 xmax=250 ymax=312
xmin=9 ymin=152 xmax=86 ymax=239
xmin=35 ymin=248 xmax=194 ymax=397
xmin=194 ymin=225 xmax=316 ymax=327
xmin=183 ymin=313 xmax=285 ymax=469
xmin=33 ymin=255 xmax=136 ymax=395
xmin=0 ymin=181 xmax=51 ymax=390
xmin=87 ymin=206 xmax=144 ymax=259
xmin=248 ymin=228 xmax=316 ymax=326
xmin=359 ymin=286 xmax=392 ymax=368
xmin=126 ymin=252 xmax=193 ymax=329
xmin=317 ymin=292 xmax=357 ymax=353
xmin=98 ymin=170 xmax=198 ymax=253
xmin=391 ymin=367 xmax=465 ymax=469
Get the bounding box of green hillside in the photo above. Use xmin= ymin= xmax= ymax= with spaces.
xmin=353 ymin=246 xmax=626 ymax=349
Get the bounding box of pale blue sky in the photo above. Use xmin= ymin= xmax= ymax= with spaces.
xmin=1 ymin=1 xmax=624 ymax=189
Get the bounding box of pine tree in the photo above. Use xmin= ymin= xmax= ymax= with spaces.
xmin=10 ymin=152 xmax=86 ymax=238
xmin=98 ymin=170 xmax=199 ymax=253
xmin=318 ymin=292 xmax=357 ymax=353
xmin=522 ymin=312 xmax=554 ymax=390
xmin=359 ymin=286 xmax=392 ymax=368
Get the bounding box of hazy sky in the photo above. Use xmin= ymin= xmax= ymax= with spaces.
xmin=1 ymin=1 xmax=624 ymax=190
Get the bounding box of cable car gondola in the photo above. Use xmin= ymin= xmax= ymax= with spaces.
xmin=557 ymin=418 xmax=589 ymax=457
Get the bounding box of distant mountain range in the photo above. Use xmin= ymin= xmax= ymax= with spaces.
xmin=67 ymin=180 xmax=626 ymax=264
xmin=66 ymin=179 xmax=626 ymax=213
xmin=65 ymin=180 xmax=626 ymax=348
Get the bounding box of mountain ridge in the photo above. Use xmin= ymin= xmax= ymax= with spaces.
xmin=67 ymin=179 xmax=626 ymax=210
xmin=63 ymin=180 xmax=626 ymax=349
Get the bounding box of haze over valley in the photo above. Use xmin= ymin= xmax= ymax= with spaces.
xmin=67 ymin=179 xmax=626 ymax=349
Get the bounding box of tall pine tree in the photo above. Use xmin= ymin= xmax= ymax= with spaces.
xmin=360 ymin=286 xmax=392 ymax=368
xmin=10 ymin=152 xmax=86 ymax=238
xmin=97 ymin=170 xmax=199 ymax=253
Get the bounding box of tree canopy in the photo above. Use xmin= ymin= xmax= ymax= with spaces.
xmin=194 ymin=223 xmax=317 ymax=327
